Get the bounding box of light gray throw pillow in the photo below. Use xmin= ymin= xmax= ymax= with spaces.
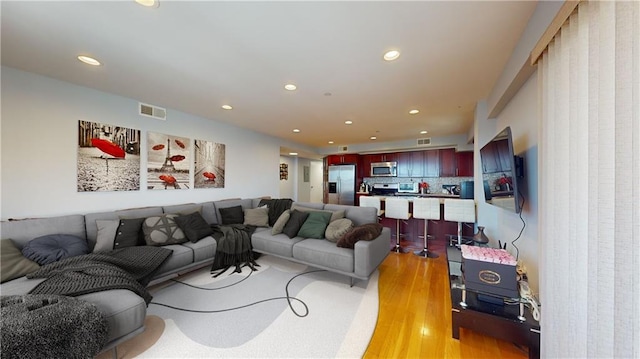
xmin=325 ymin=218 xmax=354 ymax=242
xmin=244 ymin=207 xmax=269 ymax=227
xmin=271 ymin=209 xmax=291 ymax=235
xmin=94 ymin=219 xmax=120 ymax=252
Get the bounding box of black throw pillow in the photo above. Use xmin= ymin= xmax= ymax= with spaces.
xmin=175 ymin=212 xmax=214 ymax=243
xmin=114 ymin=218 xmax=145 ymax=249
xmin=219 ymin=205 xmax=244 ymax=225
xmin=282 ymin=210 xmax=309 ymax=238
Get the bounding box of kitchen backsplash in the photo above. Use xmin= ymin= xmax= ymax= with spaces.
xmin=362 ymin=176 xmax=473 ymax=193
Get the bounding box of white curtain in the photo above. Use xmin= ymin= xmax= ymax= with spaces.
xmin=538 ymin=1 xmax=639 ymax=358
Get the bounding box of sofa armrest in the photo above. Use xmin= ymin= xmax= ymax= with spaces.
xmin=353 ymin=227 xmax=390 ymax=278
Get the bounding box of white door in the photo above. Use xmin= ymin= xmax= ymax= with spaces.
xmin=310 ymin=160 xmax=323 ymax=203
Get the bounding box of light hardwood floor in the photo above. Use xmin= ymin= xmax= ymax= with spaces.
xmin=363 ymin=238 xmax=529 ymax=359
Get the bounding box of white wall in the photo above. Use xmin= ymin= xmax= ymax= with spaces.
xmin=0 ymin=67 xmax=286 ymax=220
xmin=475 ymin=73 xmax=539 ymax=293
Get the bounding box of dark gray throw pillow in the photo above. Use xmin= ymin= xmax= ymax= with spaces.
xmin=114 ymin=218 xmax=146 ymax=249
xmin=175 ymin=211 xmax=214 ymax=243
xmin=21 ymin=234 xmax=89 ymax=265
xmin=219 ymin=205 xmax=244 ymax=225
xmin=282 ymin=210 xmax=309 ymax=238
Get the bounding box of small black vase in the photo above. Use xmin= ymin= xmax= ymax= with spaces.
xmin=472 ymin=226 xmax=489 ymax=245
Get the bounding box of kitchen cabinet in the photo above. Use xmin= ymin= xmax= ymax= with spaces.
xmin=424 ymin=150 xmax=440 ymax=177
xmin=495 ymin=139 xmax=512 ymax=172
xmin=397 ymin=151 xmax=424 ymax=178
xmin=455 ymin=151 xmax=474 ymax=177
xmin=480 ymin=142 xmax=501 ymax=173
xmin=326 ymin=154 xmax=359 ymax=166
xmin=361 ymin=153 xmax=396 ymax=178
xmin=439 ymin=148 xmax=457 ymax=177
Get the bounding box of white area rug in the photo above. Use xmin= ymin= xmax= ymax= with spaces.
xmin=138 ymin=255 xmax=379 ymax=358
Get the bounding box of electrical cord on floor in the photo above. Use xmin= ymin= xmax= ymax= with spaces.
xmin=168 ymin=268 xmax=254 ymax=290
xmin=150 ymin=269 xmax=326 ymax=318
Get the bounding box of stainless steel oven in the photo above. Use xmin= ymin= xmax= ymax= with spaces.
xmin=370 ymin=162 xmax=397 ymax=177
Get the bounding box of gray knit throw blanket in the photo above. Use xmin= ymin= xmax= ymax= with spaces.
xmin=210 ymin=224 xmax=258 ymax=276
xmin=26 ymin=246 xmax=173 ymax=304
xmin=1 ymin=294 xmax=108 ymax=359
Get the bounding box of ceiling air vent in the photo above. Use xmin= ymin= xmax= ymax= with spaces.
xmin=139 ymin=102 xmax=166 ymax=120
xmin=416 ymin=137 xmax=432 ymax=146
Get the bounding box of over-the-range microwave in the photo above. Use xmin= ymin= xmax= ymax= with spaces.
xmin=371 ymin=161 xmax=397 ymax=177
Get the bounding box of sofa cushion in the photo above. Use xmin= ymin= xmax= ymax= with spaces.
xmin=162 ymin=203 xmax=202 ymax=215
xmin=292 ymin=239 xmax=354 ymax=273
xmin=21 ymin=234 xmax=89 ymax=266
xmin=181 ymin=236 xmax=217 ymax=262
xmin=282 ymin=210 xmax=309 ymax=238
xmin=324 ymin=204 xmax=377 ymax=226
xmin=174 ymin=211 xmax=214 ymax=243
xmin=297 ymin=211 xmax=332 ymax=239
xmin=1 ymin=239 xmax=40 ymax=283
xmin=114 ymin=218 xmax=146 ymax=248
xmin=94 ymin=220 xmax=120 ymax=252
xmin=325 ymin=218 xmax=354 ymax=243
xmin=219 ymin=205 xmax=244 ymax=225
xmin=251 ymin=230 xmax=304 ymax=257
xmin=154 ymin=244 xmax=193 ymax=274
xmin=0 ymin=214 xmax=86 ymax=249
xmin=214 ymin=199 xmax=252 ymax=224
xmin=337 ymin=223 xmax=383 ymax=249
xmin=271 ymin=210 xmax=291 ymax=235
xmin=85 ymin=207 xmax=163 ymax=250
xmin=243 ymin=207 xmax=269 ymax=227
xmin=142 ymin=214 xmax=188 ymax=246
xmin=291 ymin=204 xmax=345 ymax=222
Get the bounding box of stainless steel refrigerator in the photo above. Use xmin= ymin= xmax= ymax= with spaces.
xmin=327 ymin=164 xmax=355 ymax=205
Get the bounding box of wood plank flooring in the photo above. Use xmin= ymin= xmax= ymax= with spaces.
xmin=363 ymin=237 xmax=529 ymax=359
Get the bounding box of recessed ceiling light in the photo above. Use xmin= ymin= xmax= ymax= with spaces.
xmin=293 ymin=129 xmax=300 ymax=133
xmin=370 ymin=136 xmax=377 ymax=140
xmin=383 ymin=50 xmax=400 ymax=61
xmin=221 ymin=105 xmax=232 ymax=110
xmin=135 ymin=0 xmax=159 ymax=8
xmin=289 ymin=152 xmax=298 ymax=156
xmin=409 ymin=109 xmax=420 ymax=115
xmin=345 ymin=120 xmax=353 ymax=125
xmin=77 ymin=55 xmax=101 ymax=66
xmin=328 ymin=141 xmax=334 ymax=144
xmin=420 ymin=130 xmax=428 ymax=134
xmin=284 ymin=84 xmax=297 ymax=91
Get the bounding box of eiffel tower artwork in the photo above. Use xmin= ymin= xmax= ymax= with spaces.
xmin=160 ymin=138 xmax=175 ymax=172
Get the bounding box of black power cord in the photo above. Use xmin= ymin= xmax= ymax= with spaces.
xmin=150 ymin=269 xmax=326 ymax=318
xmin=511 ymin=188 xmax=527 ymax=261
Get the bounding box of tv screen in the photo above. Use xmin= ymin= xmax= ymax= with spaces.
xmin=479 ymin=127 xmax=523 ymax=213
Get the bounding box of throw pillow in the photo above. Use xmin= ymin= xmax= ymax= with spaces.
xmin=337 ymin=223 xmax=383 ymax=249
xmin=291 ymin=205 xmax=345 ymax=222
xmin=243 ymin=207 xmax=269 ymax=227
xmin=114 ymin=217 xmax=146 ymax=249
xmin=93 ymin=219 xmax=120 ymax=252
xmin=142 ymin=214 xmax=188 ymax=246
xmin=282 ymin=210 xmax=309 ymax=239
xmin=21 ymin=234 xmax=89 ymax=265
xmin=219 ymin=205 xmax=244 ymax=225
xmin=1 ymin=238 xmax=40 ymax=283
xmin=325 ymin=218 xmax=354 ymax=243
xmin=271 ymin=209 xmax=291 ymax=235
xmin=297 ymin=211 xmax=332 ymax=239
xmin=174 ymin=211 xmax=214 ymax=243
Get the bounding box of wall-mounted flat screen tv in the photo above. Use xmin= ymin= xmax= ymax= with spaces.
xmin=479 ymin=126 xmax=523 ymax=213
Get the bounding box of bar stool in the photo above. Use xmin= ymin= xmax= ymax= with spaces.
xmin=444 ymin=199 xmax=476 ymax=248
xmin=412 ymin=198 xmax=440 ymax=259
xmin=359 ymin=196 xmax=384 ymax=219
xmin=385 ymin=197 xmax=411 ymax=253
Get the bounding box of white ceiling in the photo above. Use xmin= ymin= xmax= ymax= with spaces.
xmin=1 ymin=1 xmax=537 ymax=154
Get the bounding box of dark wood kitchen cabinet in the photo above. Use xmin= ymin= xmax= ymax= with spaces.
xmin=365 ymin=153 xmax=397 ymax=163
xmin=480 ymin=141 xmax=501 ymax=173
xmin=439 ymin=148 xmax=457 ymax=177
xmin=326 ymin=154 xmax=359 ymax=166
xmin=455 ymin=151 xmax=474 ymax=177
xmin=495 ymin=139 xmax=512 ymax=172
xmin=397 ymin=151 xmax=424 ymax=178
xmin=424 ymin=150 xmax=440 ymax=177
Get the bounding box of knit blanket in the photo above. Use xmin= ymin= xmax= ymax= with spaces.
xmin=26 ymin=246 xmax=173 ymax=304
xmin=210 ymin=224 xmax=258 ymax=276
xmin=259 ymin=198 xmax=293 ymax=226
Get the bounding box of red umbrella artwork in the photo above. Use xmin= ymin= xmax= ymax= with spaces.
xmin=203 ymin=172 xmax=216 ymax=181
xmin=170 ymin=155 xmax=185 ymax=162
xmin=91 ymin=138 xmax=125 ymax=158
xmin=159 ymin=175 xmax=177 ymax=184
xmin=152 ymin=144 xmax=165 ymax=151
xmin=175 ymin=139 xmax=185 ymax=149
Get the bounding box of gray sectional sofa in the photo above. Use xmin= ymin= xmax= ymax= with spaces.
xmin=0 ymin=198 xmax=390 ymax=356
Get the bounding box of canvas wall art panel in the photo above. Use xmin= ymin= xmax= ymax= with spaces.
xmin=147 ymin=132 xmax=190 ymax=190
xmin=194 ymin=139 xmax=225 ymax=188
xmin=77 ymin=120 xmax=141 ymax=192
